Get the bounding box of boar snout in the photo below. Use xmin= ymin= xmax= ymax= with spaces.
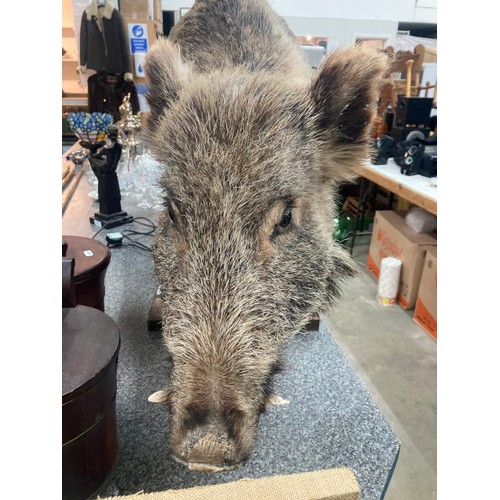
xmin=173 ymin=426 xmax=238 ymax=472
xmin=171 ymin=405 xmax=257 ymax=472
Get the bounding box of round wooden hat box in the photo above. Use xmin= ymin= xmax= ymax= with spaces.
xmin=62 ymin=305 xmax=121 ymax=500
xmin=62 ymin=235 xmax=111 ymax=311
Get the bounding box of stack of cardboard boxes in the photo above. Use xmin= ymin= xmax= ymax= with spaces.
xmin=367 ymin=210 xmax=438 ymax=340
xmin=413 ymin=247 xmax=437 ymax=339
xmin=120 ymin=0 xmax=163 ymax=34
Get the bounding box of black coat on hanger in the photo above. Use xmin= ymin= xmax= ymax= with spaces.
xmin=80 ymin=0 xmax=131 ymax=74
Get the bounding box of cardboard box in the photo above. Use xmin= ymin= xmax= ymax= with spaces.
xmin=119 ymin=0 xmax=149 ymax=21
xmin=99 ymin=467 xmax=360 ymax=500
xmin=367 ymin=211 xmax=437 ymax=310
xmin=119 ymin=0 xmax=162 ymax=24
xmin=154 ymin=0 xmax=164 ymax=34
xmin=154 ymin=18 xmax=164 ymax=36
xmin=414 ymin=247 xmax=437 ymax=339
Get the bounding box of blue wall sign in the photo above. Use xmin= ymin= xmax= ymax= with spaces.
xmin=128 ymin=23 xmax=148 ymax=54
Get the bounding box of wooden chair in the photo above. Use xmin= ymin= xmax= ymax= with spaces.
xmin=379 ymin=46 xmax=423 ymax=110
xmin=374 ymin=44 xmax=432 ymax=137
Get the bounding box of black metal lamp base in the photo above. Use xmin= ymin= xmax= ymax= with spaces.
xmin=90 ymin=211 xmax=134 ymax=229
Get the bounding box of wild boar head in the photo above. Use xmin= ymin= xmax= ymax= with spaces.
xmin=144 ymin=29 xmax=386 ymax=472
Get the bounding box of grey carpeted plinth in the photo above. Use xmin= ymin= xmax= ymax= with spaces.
xmin=98 ymin=241 xmax=399 ymax=500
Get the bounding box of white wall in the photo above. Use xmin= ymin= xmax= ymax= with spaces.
xmin=269 ymin=0 xmax=414 ymax=22
xmin=163 ymin=0 xmax=195 ymax=24
xmin=162 ymin=0 xmax=436 ymax=24
xmin=163 ymin=0 xmax=194 ymax=12
xmin=161 ymin=0 xmax=435 ymax=50
xmin=283 ymin=17 xmax=399 ymax=51
xmin=414 ymin=0 xmax=437 ymax=23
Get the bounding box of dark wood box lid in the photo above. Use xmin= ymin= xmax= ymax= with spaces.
xmin=62 ymin=235 xmax=111 ymax=284
xmin=62 ymin=305 xmax=120 ymax=403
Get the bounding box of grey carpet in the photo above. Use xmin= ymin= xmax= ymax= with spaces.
xmin=97 ymin=239 xmax=399 ymax=500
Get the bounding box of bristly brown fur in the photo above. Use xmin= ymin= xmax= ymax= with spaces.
xmin=144 ymin=0 xmax=389 ymax=471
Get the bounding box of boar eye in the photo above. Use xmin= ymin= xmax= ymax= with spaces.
xmin=273 ymin=203 xmax=294 ymax=238
xmin=165 ymin=200 xmax=177 ymax=225
xmin=168 ymin=205 xmax=176 ymax=223
xmin=279 ymin=206 xmax=292 ymax=229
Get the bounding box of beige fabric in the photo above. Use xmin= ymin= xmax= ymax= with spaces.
xmin=98 ymin=468 xmax=359 ymax=500
xmin=85 ymin=0 xmax=115 ymax=21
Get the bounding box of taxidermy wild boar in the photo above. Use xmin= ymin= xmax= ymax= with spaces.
xmin=144 ymin=0 xmax=387 ymax=473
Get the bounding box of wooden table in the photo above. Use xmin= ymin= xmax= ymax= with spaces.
xmin=61 ymin=148 xmax=400 ymax=500
xmin=356 ymin=159 xmax=437 ymax=215
xmin=349 ymin=159 xmax=437 ymax=252
xmin=62 ymin=142 xmax=87 ymax=215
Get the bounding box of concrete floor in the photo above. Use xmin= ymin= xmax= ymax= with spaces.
xmin=323 ymin=235 xmax=437 ymax=499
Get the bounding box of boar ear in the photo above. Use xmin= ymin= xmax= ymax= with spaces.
xmin=310 ymin=45 xmax=388 ymax=183
xmin=144 ymin=38 xmax=190 ymax=125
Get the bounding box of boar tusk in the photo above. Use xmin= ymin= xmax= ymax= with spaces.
xmin=266 ymin=394 xmax=289 ymax=406
xmin=148 ymin=389 xmax=170 ymax=404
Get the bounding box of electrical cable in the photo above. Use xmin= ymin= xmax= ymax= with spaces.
xmin=91 ymin=215 xmax=157 ymax=252
xmin=90 ymin=212 xmax=133 ymax=240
